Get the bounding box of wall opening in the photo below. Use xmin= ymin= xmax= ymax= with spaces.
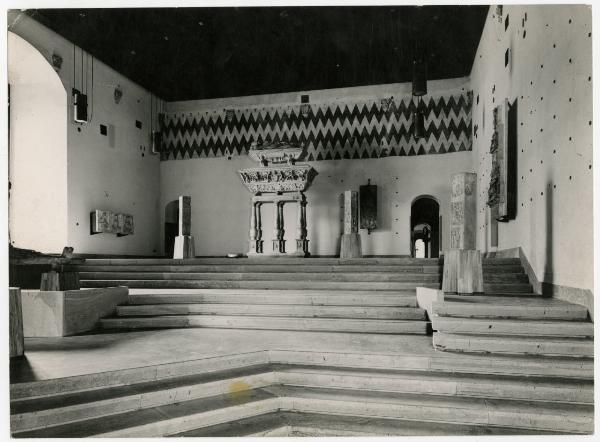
xmin=410 ymin=196 xmax=440 ymax=258
xmin=164 ymin=200 xmax=179 ymax=257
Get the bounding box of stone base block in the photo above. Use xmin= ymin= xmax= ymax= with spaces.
xmin=248 ymin=240 xmax=264 ymax=255
xmin=272 ymin=240 xmax=286 ymax=254
xmin=21 ymin=287 xmax=129 ymax=337
xmin=174 ymin=235 xmax=195 ymax=259
xmin=442 ymin=249 xmax=484 ymax=294
xmin=9 ymin=287 xmax=24 ymax=358
xmin=40 ymin=271 xmax=80 ymax=291
xmin=340 ymin=233 xmax=362 ymax=259
xmin=294 ymin=239 xmax=310 ymax=257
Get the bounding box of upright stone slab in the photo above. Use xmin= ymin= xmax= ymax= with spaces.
xmin=443 ymin=173 xmax=483 ymax=294
xmin=9 ymin=287 xmax=24 ymax=357
xmin=173 ymin=196 xmax=196 ymax=259
xmin=340 ymin=191 xmax=362 ymax=258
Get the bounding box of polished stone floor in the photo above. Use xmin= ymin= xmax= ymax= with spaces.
xmin=11 ymin=328 xmax=437 ymax=383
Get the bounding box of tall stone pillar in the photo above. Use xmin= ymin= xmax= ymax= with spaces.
xmin=272 ymin=201 xmax=286 ymax=254
xmin=442 ymin=173 xmax=483 ymax=294
xmin=340 ymin=190 xmax=362 ymax=258
xmin=295 ymin=194 xmax=310 ymax=256
xmin=248 ymin=202 xmax=264 ymax=255
xmin=173 ymin=195 xmax=196 ymax=259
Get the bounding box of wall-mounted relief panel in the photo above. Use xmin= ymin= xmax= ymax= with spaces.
xmin=90 ymin=209 xmax=134 ymax=236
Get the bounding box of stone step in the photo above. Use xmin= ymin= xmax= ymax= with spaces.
xmin=433 ymin=296 xmax=589 ymax=320
xmin=12 ymin=363 xmax=591 ymax=435
xmin=79 ymin=257 xmax=519 ymax=266
xmin=482 ymin=274 xmax=529 ymax=283
xmin=127 ymin=289 xmax=418 ymax=307
xmin=273 ymin=365 xmax=593 ymax=404
xmin=81 ymin=279 xmax=442 ymax=290
xmin=116 ymin=304 xmax=428 ymax=320
xmin=180 ymin=411 xmax=561 ymax=437
xmin=99 ymin=315 xmax=430 ymax=334
xmin=14 ymin=387 xmax=280 ymax=437
xmin=73 ymin=264 xmax=443 ymax=274
xmin=78 ymin=271 xmax=443 ymax=282
xmin=482 ymin=265 xmax=525 ymax=273
xmin=482 ymin=283 xmax=532 ymax=293
xmin=82 ymin=257 xmax=441 ymax=266
xmin=432 ymin=316 xmax=593 ymax=337
xmin=11 ymin=350 xmax=593 ymax=405
xmin=433 ymin=332 xmax=594 ymax=357
xmin=10 ymin=364 xmax=275 ymax=433
xmin=267 ymin=385 xmax=593 ymax=434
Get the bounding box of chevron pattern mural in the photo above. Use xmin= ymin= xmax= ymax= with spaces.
xmin=161 ymin=91 xmax=472 ymax=161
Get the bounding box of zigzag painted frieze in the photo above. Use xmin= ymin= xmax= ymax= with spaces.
xmin=161 ymin=92 xmax=472 ymax=161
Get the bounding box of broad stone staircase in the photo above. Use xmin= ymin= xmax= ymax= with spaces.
xmin=432 ymin=262 xmax=594 ymax=358
xmin=74 ymin=257 xmax=533 ymax=335
xmin=11 ymin=257 xmax=594 ymax=436
xmin=11 ymin=348 xmax=593 ymax=436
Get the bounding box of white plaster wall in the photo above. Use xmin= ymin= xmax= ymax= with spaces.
xmin=8 ymin=32 xmax=68 ymax=253
xmin=160 ymin=152 xmax=473 ymax=256
xmin=8 ymin=12 xmax=162 ymax=255
xmin=470 ymin=5 xmax=593 ymax=290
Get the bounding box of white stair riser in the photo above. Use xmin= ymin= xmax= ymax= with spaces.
xmin=100 ymin=316 xmax=429 ymax=334
xmin=433 ymin=333 xmax=594 ymax=358
xmin=432 ymin=317 xmax=594 ymax=337
xmin=116 ymin=305 xmax=427 ymax=320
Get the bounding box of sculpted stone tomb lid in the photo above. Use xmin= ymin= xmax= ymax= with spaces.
xmin=247 ymin=141 xmax=304 ymax=165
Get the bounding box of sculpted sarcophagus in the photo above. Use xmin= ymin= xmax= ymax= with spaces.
xmin=238 ymin=141 xmax=316 ymax=256
xmin=238 ymin=164 xmax=317 ymax=193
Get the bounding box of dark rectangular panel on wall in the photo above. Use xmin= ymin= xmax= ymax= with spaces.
xmin=505 ymin=98 xmax=518 ymax=220
xmin=359 ymin=183 xmax=377 ymax=233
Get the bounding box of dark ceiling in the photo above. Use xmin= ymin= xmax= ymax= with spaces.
xmin=26 ymin=6 xmax=489 ymax=101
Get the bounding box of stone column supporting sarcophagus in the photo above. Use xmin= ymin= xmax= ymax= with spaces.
xmin=239 ymin=141 xmax=317 ymax=257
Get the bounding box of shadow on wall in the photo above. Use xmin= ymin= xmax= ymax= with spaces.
xmin=542 ymin=181 xmax=554 ymax=296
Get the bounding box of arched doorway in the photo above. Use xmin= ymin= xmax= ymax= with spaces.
xmin=410 ymin=196 xmax=440 ymax=258
xmin=164 ymin=200 xmax=179 ymax=257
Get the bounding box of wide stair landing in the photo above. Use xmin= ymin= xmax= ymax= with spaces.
xmin=74 ymin=257 xmax=532 ymax=335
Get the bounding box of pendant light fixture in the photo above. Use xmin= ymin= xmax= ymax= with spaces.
xmin=411 ymin=18 xmax=428 ymax=139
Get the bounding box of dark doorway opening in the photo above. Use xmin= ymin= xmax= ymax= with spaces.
xmin=164 ymin=200 xmax=179 ymax=257
xmin=410 ymin=196 xmax=440 ymax=258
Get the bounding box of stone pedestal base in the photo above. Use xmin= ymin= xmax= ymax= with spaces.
xmin=9 ymin=287 xmax=24 ymax=358
xmin=294 ymin=239 xmax=310 ymax=257
xmin=40 ymin=271 xmax=80 ymax=291
xmin=442 ymin=249 xmax=484 ymax=294
xmin=173 ymin=235 xmax=195 ymax=259
xmin=340 ymin=233 xmax=362 ymax=259
xmin=272 ymin=240 xmax=286 ymax=254
xmin=248 ymin=240 xmax=264 ymax=255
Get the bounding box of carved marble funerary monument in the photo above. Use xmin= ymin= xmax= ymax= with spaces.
xmin=239 ymin=142 xmax=317 ymax=256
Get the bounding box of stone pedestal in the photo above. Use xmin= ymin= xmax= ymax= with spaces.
xmin=173 ymin=196 xmax=196 ymax=259
xmin=443 ymin=172 xmax=483 ymax=294
xmin=340 ymin=190 xmax=362 ymax=258
xmin=40 ymin=271 xmax=80 ymax=291
xmin=442 ymin=249 xmax=483 ymax=294
xmin=9 ymin=287 xmax=24 ymax=358
xmin=173 ymin=235 xmax=195 ymax=259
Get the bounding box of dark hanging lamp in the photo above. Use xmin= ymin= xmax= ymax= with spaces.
xmin=412 ymin=99 xmax=426 ymax=139
xmin=412 ymin=40 xmax=428 ymax=96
